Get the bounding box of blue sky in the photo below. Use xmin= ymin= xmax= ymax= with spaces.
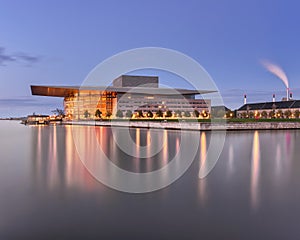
xmin=1 ymin=0 xmax=300 ymax=116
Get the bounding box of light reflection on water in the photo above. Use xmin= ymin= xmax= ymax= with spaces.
xmin=31 ymin=125 xmax=298 ymax=208
xmin=33 ymin=124 xmax=99 ymax=191
xmin=251 ymin=131 xmax=260 ymax=210
xmin=198 ymin=132 xmax=207 ymax=205
xmin=1 ymin=121 xmax=300 ymax=239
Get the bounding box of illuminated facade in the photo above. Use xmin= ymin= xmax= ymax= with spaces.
xmin=31 ymin=75 xmax=214 ymax=120
xmin=237 ymin=100 xmax=300 ymax=119
xmin=63 ymin=91 xmax=117 ymax=119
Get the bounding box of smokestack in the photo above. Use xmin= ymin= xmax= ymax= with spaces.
xmin=244 ymin=94 xmax=247 ymax=105
xmin=273 ymin=94 xmax=275 ymax=102
xmin=286 ymin=88 xmax=289 ymax=101
xmin=290 ymin=92 xmax=293 ymax=100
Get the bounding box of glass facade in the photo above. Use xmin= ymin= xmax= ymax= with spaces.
xmin=63 ymin=90 xmax=210 ymax=120
xmin=64 ymin=91 xmax=117 ymax=120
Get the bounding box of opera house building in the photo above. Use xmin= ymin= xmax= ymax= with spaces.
xmin=31 ymin=75 xmax=213 ymax=120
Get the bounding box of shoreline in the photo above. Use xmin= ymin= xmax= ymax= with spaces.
xmin=63 ymin=120 xmax=300 ymax=131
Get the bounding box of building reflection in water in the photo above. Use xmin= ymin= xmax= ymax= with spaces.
xmin=32 ymin=125 xmax=98 ymax=192
xmin=65 ymin=125 xmax=98 ymax=190
xmin=173 ymin=134 xmax=181 ymax=176
xmin=134 ymin=128 xmax=141 ymax=172
xmin=161 ymin=130 xmax=170 ymax=183
xmin=48 ymin=125 xmax=58 ymax=189
xmin=30 ymin=125 xmax=297 ymax=203
xmin=228 ymin=144 xmax=234 ymax=176
xmin=251 ymin=131 xmax=260 ymax=210
xmin=284 ymin=131 xmax=293 ymax=177
xmin=198 ymin=132 xmax=207 ymax=205
xmin=275 ymin=143 xmax=282 ymax=177
xmin=200 ymin=132 xmax=207 ymax=169
xmin=135 ymin=128 xmax=140 ymax=154
xmin=273 ymin=132 xmax=293 ymax=184
xmin=146 ymin=129 xmax=151 ymax=172
xmin=175 ymin=136 xmax=180 ymax=153
xmin=34 ymin=126 xmax=42 ymax=185
xmin=32 ymin=125 xmax=181 ymax=192
xmin=162 ymin=130 xmax=168 ymax=164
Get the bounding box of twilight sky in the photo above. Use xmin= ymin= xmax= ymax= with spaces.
xmin=1 ymin=0 xmax=300 ymax=116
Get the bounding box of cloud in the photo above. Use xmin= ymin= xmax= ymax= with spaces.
xmin=0 ymin=47 xmax=16 ymax=65
xmin=16 ymin=53 xmax=40 ymax=64
xmin=0 ymin=47 xmax=41 ymax=66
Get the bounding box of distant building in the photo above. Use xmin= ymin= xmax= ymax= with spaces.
xmin=237 ymin=100 xmax=300 ymax=119
xmin=211 ymin=105 xmax=232 ymax=118
xmin=25 ymin=115 xmax=49 ymax=125
xmin=31 ymin=75 xmax=214 ymax=120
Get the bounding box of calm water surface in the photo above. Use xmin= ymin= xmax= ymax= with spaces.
xmin=1 ymin=121 xmax=300 ymax=239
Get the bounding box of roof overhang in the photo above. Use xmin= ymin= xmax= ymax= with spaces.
xmin=31 ymin=85 xmax=216 ymax=97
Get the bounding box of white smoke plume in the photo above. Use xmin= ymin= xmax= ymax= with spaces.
xmin=261 ymin=60 xmax=289 ymax=88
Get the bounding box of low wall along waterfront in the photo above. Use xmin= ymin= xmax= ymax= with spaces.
xmin=64 ymin=121 xmax=300 ymax=131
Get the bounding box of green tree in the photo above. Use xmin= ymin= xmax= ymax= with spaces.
xmin=52 ymin=108 xmax=65 ymax=117
xmin=241 ymin=112 xmax=247 ymax=118
xmin=261 ymin=111 xmax=268 ymax=119
xmin=184 ymin=111 xmax=191 ymax=117
xmin=84 ymin=110 xmax=90 ymax=119
xmin=137 ymin=110 xmax=144 ymax=118
xmin=95 ymin=109 xmax=102 ymax=119
xmin=193 ymin=109 xmax=200 ymax=118
xmin=115 ymin=110 xmax=123 ymax=118
xmin=284 ymin=110 xmax=292 ymax=119
xmin=125 ymin=110 xmax=133 ymax=118
xmin=175 ymin=110 xmax=182 ymax=118
xmin=165 ymin=110 xmax=173 ymax=118
xmin=106 ymin=111 xmax=112 ymax=118
xmin=226 ymin=110 xmax=234 ymax=118
xmin=269 ymin=110 xmax=275 ymax=118
xmin=147 ymin=110 xmax=153 ymax=118
xmin=201 ymin=110 xmax=209 ymax=118
xmin=277 ymin=110 xmax=283 ymax=118
xmin=249 ymin=111 xmax=254 ymax=118
xmin=156 ymin=109 xmax=164 ymax=118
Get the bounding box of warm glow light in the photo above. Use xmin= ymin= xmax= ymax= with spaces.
xmin=198 ymin=132 xmax=207 ymax=205
xmin=65 ymin=125 xmax=75 ymax=187
xmin=251 ymin=131 xmax=260 ymax=210
xmin=49 ymin=125 xmax=58 ymax=189
xmin=135 ymin=128 xmax=140 ymax=159
xmin=200 ymin=132 xmax=207 ymax=169
xmin=162 ymin=130 xmax=168 ymax=163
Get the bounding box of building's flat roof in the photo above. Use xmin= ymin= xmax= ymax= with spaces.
xmin=237 ymin=100 xmax=300 ymax=111
xmin=31 ymin=85 xmax=216 ymax=97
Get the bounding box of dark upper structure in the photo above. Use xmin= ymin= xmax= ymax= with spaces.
xmin=113 ymin=75 xmax=158 ymax=88
xmin=238 ymin=100 xmax=300 ymax=111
